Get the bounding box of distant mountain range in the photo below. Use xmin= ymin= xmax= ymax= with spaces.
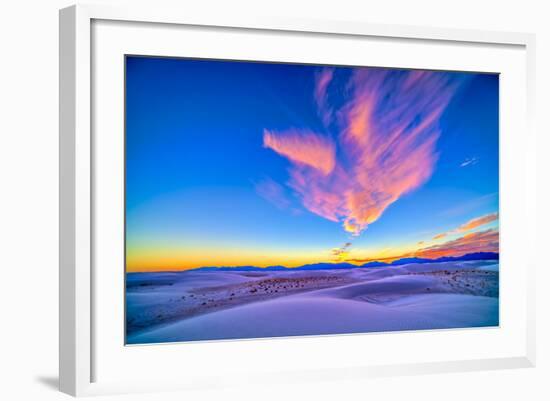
xmin=194 ymin=252 xmax=499 ymax=272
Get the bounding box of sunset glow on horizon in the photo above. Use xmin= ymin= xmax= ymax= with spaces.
xmin=126 ymin=215 xmax=499 ymax=272
xmin=125 ymin=57 xmax=499 ymax=273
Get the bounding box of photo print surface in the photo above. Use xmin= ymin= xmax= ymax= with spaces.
xmin=125 ymin=56 xmax=499 ymax=345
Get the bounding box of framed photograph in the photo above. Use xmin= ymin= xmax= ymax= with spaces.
xmin=60 ymin=4 xmax=536 ymax=396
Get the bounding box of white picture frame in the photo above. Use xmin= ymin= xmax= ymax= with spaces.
xmin=59 ymin=3 xmax=536 ymax=397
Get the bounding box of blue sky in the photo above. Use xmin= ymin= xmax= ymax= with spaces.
xmin=125 ymin=56 xmax=499 ymax=271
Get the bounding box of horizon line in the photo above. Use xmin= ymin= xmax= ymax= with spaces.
xmin=126 ymin=251 xmax=500 ymax=273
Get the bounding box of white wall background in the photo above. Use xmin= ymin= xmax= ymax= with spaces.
xmin=0 ymin=0 xmax=547 ymax=399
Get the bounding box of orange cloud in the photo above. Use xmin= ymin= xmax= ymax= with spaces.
xmin=264 ymin=68 xmax=467 ymax=235
xmin=432 ymin=212 xmax=499 ymax=240
xmin=415 ymin=229 xmax=499 ymax=259
xmin=457 ymin=212 xmax=499 ymax=232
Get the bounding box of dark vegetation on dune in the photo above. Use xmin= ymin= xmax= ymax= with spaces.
xmin=125 ymin=259 xmax=499 ymax=339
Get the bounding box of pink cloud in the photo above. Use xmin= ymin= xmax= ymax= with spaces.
xmin=264 ymin=68 xmax=467 ymax=236
xmin=263 ymin=129 xmax=336 ymax=175
xmin=346 ymin=229 xmax=499 ymax=263
xmin=314 ymin=68 xmax=334 ymax=126
xmin=415 ymin=229 xmax=499 ymax=259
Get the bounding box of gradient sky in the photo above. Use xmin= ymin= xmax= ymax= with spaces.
xmin=126 ymin=56 xmax=499 ymax=272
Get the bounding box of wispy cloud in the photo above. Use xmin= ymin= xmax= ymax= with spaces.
xmin=314 ymin=68 xmax=334 ymax=127
xmin=331 ymin=242 xmax=352 ymax=261
xmin=345 ymin=228 xmax=499 ymax=264
xmin=263 ymin=129 xmax=336 ymax=175
xmin=264 ymin=68 xmax=468 ymax=236
xmin=433 ymin=212 xmax=499 ymax=240
xmin=456 ymin=212 xmax=499 ymax=232
xmin=438 ymin=192 xmax=497 ymax=217
xmin=254 ymin=177 xmax=292 ymax=210
xmin=460 ymin=157 xmax=479 ymax=167
xmin=415 ymin=229 xmax=499 ymax=259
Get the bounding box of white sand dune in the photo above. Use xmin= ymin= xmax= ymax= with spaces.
xmin=126 ymin=261 xmax=499 ymax=344
xmin=128 ymin=292 xmax=498 ymax=344
xmin=314 ymin=274 xmax=440 ymax=299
